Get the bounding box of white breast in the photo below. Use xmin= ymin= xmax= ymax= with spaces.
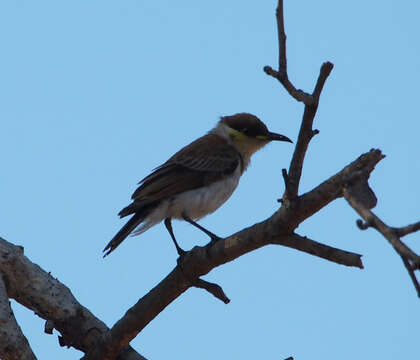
xmin=131 ymin=165 xmax=242 ymax=236
xmin=168 ymin=165 xmax=242 ymax=220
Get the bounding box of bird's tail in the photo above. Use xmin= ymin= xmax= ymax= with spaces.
xmin=103 ymin=213 xmax=145 ymax=257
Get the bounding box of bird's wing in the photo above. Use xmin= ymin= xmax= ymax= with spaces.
xmin=120 ymin=134 xmax=240 ymax=216
xmin=168 ymin=133 xmax=241 ymax=174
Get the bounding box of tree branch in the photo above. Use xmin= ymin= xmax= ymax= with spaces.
xmin=272 ymin=233 xmax=363 ymax=268
xmin=0 ymin=273 xmax=37 ymax=360
xmin=264 ymin=1 xmax=334 ymax=200
xmin=191 ymin=278 xmax=230 ymax=304
xmin=343 ymin=191 xmax=419 ymax=263
xmin=394 ymin=221 xmax=420 ymax=238
xmin=343 ymin=190 xmax=420 ymax=297
xmin=285 ymin=62 xmax=333 ymax=200
xmin=0 ymin=238 xmax=147 ymax=360
xmin=84 ymin=148 xmax=383 ymax=360
xmin=263 ymin=0 xmax=313 ymax=105
xmin=401 ymin=256 xmax=420 ymax=297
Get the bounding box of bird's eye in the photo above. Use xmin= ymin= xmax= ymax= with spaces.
xmin=241 ymin=128 xmax=249 ymax=135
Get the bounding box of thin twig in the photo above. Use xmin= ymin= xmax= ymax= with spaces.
xmin=276 ymin=0 xmax=287 ymax=73
xmin=281 ymin=168 xmax=291 ymax=201
xmin=271 ymin=233 xmax=364 ymax=268
xmin=177 ymin=261 xmax=230 ymax=304
xmin=264 ymin=1 xmax=334 ymax=199
xmin=263 ymin=0 xmax=314 ymax=105
xmin=343 ymin=190 xmax=420 ymax=296
xmin=286 ymin=62 xmax=334 ymax=199
xmin=312 ymin=62 xmax=334 ymax=103
xmin=394 ymin=221 xmax=420 ymax=238
xmin=400 ymin=255 xmax=420 ymax=298
xmin=264 ymin=66 xmax=313 ymax=105
xmin=193 ymin=278 xmax=230 ymax=304
xmin=343 ymin=190 xmax=419 ymax=263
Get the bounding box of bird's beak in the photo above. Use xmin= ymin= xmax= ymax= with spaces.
xmin=267 ymin=132 xmax=293 ymax=143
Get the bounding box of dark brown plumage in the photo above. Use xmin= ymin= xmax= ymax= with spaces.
xmin=118 ymin=134 xmax=242 ymax=218
xmin=221 ymin=113 xmax=270 ymax=138
xmin=103 ymin=113 xmax=292 ymax=258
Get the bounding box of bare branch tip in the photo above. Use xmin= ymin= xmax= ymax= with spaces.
xmin=44 ymin=320 xmax=54 ymax=334
xmin=281 ymin=168 xmax=290 ymax=194
xmin=311 ymin=129 xmax=320 ymax=138
xmin=322 ymin=61 xmax=334 ymax=71
xmin=263 ymin=65 xmax=280 ymax=79
xmin=356 ymin=219 xmax=370 ymax=230
xmin=193 ymin=278 xmax=230 ymax=304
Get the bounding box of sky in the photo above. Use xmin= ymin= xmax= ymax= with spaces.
xmin=0 ymin=1 xmax=419 ymax=359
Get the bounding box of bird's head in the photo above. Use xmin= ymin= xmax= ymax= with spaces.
xmin=216 ymin=113 xmax=292 ymax=159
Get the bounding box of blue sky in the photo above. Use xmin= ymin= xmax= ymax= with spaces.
xmin=1 ymin=1 xmax=419 ymax=359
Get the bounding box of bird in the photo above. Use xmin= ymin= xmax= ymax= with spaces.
xmin=103 ymin=113 xmax=292 ymax=257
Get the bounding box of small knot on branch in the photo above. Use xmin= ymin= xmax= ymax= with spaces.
xmin=282 ymin=168 xmax=289 ymax=188
xmin=356 ymin=219 xmax=370 ymax=230
xmin=311 ymin=129 xmax=320 ymax=139
xmin=263 ymin=65 xmax=279 ymax=78
xmin=410 ymin=257 xmax=420 ymax=271
xmin=44 ymin=319 xmax=55 ymax=334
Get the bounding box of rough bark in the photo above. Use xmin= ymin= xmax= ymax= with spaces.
xmin=1 ymin=1 xmax=419 ymax=359
xmin=83 ymin=149 xmax=383 ymax=360
xmin=0 ymin=238 xmax=147 ymax=360
xmin=0 ymin=272 xmax=36 ymax=360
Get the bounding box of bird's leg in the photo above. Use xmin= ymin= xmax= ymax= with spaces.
xmin=182 ymin=212 xmax=222 ymax=244
xmin=164 ymin=218 xmax=186 ymax=256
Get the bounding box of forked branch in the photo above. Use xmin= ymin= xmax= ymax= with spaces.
xmin=343 ymin=191 xmax=420 ymax=297
xmin=264 ymin=0 xmax=334 ymax=200
xmin=84 ymin=148 xmax=384 ymax=360
xmin=0 ymin=273 xmax=36 ymax=360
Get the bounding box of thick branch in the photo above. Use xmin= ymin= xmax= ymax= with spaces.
xmin=0 ymin=273 xmax=37 ymax=360
xmin=84 ymin=148 xmax=383 ymax=360
xmin=0 ymin=238 xmax=147 ymax=360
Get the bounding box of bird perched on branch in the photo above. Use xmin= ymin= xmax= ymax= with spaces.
xmin=103 ymin=113 xmax=292 ymax=257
